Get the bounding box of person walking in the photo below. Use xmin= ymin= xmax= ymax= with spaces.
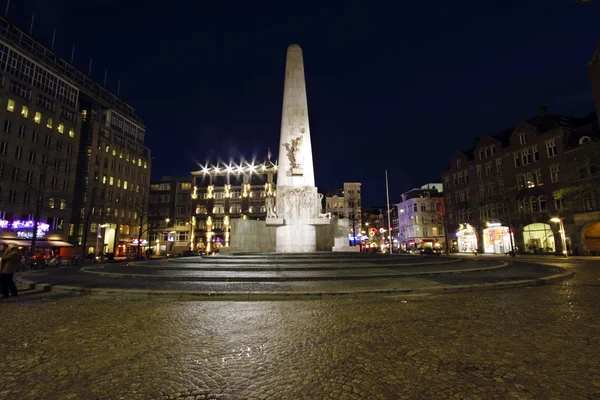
xmin=1 ymin=243 xmax=24 ymax=298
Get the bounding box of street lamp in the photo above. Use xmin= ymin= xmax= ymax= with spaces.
xmin=550 ymin=217 xmax=568 ymax=258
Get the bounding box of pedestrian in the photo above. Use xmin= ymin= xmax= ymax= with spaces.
xmin=1 ymin=243 xmax=24 ymax=298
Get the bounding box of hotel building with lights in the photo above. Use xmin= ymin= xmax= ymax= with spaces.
xmin=0 ymin=17 xmax=150 ymax=256
xmin=190 ymin=160 xmax=277 ymax=253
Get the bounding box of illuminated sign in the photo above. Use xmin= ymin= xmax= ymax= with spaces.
xmin=1 ymin=219 xmax=50 ymax=238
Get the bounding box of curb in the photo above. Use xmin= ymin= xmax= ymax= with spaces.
xmin=79 ymin=261 xmax=508 ymax=281
xmin=15 ymin=265 xmax=574 ymax=301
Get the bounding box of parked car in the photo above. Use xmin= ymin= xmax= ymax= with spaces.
xmin=178 ymin=250 xmax=200 ymax=257
xmin=419 ymin=247 xmax=442 ymax=256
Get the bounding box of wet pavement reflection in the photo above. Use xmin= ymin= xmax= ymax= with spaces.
xmin=0 ymin=260 xmax=598 ymax=399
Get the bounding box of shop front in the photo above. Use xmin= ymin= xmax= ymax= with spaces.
xmin=522 ymin=223 xmax=555 ymax=253
xmin=0 ymin=219 xmax=73 ymax=256
xmin=456 ymin=224 xmax=477 ymax=253
xmin=483 ymin=223 xmax=513 ymax=254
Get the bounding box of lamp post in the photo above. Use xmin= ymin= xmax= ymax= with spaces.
xmin=550 ymin=217 xmax=568 ymax=258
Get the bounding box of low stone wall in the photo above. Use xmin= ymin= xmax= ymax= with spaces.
xmin=228 ymin=219 xmax=276 ymax=253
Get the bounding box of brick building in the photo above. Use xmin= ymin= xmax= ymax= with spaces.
xmin=441 ymin=107 xmax=597 ymax=254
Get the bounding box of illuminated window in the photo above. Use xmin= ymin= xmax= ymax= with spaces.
xmin=109 ymin=176 xmax=114 ymax=185
xmin=34 ymin=112 xmax=41 ymax=124
xmin=49 ymin=198 xmax=55 ymax=209
xmin=68 ymin=128 xmax=74 ymax=138
xmin=117 ymin=179 xmax=121 ymax=188
xmin=112 ymin=148 xmax=116 ymax=156
xmin=58 ymin=123 xmax=64 ymax=133
xmin=21 ymin=106 xmax=28 ymax=118
xmin=102 ymin=175 xmax=107 ymax=184
xmin=81 ymin=109 xmax=87 ymax=121
xmin=47 ymin=117 xmax=53 ymax=129
xmin=143 ymin=161 xmax=147 ymax=169
xmin=138 ymin=159 xmax=142 ymax=167
xmin=105 ymin=145 xmax=109 ymax=153
xmin=7 ymin=99 xmax=15 ymax=112
xmin=123 ymin=181 xmax=128 ymax=189
xmin=60 ymin=199 xmax=67 ymax=210
xmin=119 ymin=150 xmax=123 ymax=159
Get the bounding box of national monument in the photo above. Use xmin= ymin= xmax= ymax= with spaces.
xmin=226 ymin=44 xmax=354 ymax=253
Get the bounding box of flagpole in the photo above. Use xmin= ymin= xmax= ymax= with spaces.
xmin=385 ymin=170 xmax=392 ymax=254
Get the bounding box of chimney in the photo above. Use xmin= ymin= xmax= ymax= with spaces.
xmin=539 ymin=104 xmax=548 ymax=115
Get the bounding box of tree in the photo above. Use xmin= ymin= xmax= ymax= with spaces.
xmin=123 ymin=186 xmax=154 ymax=258
xmin=0 ymin=153 xmax=75 ymax=256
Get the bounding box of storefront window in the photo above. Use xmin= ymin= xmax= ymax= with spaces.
xmin=456 ymin=224 xmax=477 ymax=253
xmin=483 ymin=224 xmax=513 ymax=253
xmin=523 ymin=223 xmax=555 ymax=253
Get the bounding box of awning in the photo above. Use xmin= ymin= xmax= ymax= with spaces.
xmin=0 ymin=239 xmax=73 ymax=247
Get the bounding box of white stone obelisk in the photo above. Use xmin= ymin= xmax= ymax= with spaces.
xmin=266 ymin=44 xmax=330 ymax=252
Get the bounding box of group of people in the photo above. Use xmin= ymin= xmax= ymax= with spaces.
xmin=0 ymin=243 xmax=24 ymax=298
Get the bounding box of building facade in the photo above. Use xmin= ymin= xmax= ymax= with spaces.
xmin=441 ymin=107 xmax=597 ymax=255
xmin=191 ymin=160 xmax=277 ymax=253
xmin=0 ymin=17 xmax=150 ymax=257
xmin=395 ymin=184 xmax=445 ymax=252
xmin=148 ymin=177 xmax=193 ymax=256
xmin=324 ymin=182 xmax=362 ymax=244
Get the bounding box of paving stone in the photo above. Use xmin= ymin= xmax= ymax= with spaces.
xmin=0 ymin=261 xmax=597 ymax=399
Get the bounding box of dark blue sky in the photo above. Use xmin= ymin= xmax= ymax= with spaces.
xmin=10 ymin=0 xmax=600 ymax=205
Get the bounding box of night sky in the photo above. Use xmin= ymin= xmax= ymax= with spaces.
xmin=9 ymin=0 xmax=600 ymax=205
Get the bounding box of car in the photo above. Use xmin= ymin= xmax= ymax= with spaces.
xmin=178 ymin=250 xmax=200 ymax=257
xmin=419 ymin=247 xmax=442 ymax=256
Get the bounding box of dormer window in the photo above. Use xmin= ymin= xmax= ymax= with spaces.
xmin=579 ymin=136 xmax=591 ymax=145
xmin=519 ymin=133 xmax=527 ymax=145
xmin=457 ymin=159 xmax=462 ymax=169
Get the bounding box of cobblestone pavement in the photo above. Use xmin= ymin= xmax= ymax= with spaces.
xmin=0 ymin=261 xmax=599 ymax=399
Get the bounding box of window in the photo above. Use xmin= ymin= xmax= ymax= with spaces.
xmin=34 ymin=111 xmax=41 ymax=124
xmin=6 ymin=99 xmax=15 ymax=112
xmin=532 ymin=145 xmax=539 ymax=162
xmin=525 ymin=172 xmax=534 ymax=188
xmin=534 ymin=170 xmax=543 ymax=186
xmin=0 ymin=141 xmax=7 ymax=154
xmin=485 ymin=162 xmax=492 ymax=176
xmin=28 ymin=151 xmax=35 ymax=163
xmin=14 ymin=145 xmax=21 ymax=160
xmin=420 ymin=204 xmax=426 ymax=212
xmin=58 ymin=123 xmax=64 ymax=134
xmin=514 ymin=153 xmax=521 ymax=167
xmin=521 ymin=148 xmax=532 ymax=165
xmin=123 ymin=181 xmax=128 ymax=189
xmin=517 ymin=174 xmax=525 ymax=189
xmin=49 ymin=198 xmax=55 ymax=209
xmin=476 ymin=165 xmax=482 ymax=179
xmin=23 ymin=192 xmax=30 ymax=205
xmin=21 ymin=105 xmax=28 ymax=118
xmin=490 ymin=145 xmax=496 ymax=156
xmin=46 ymin=117 xmax=53 ymax=129
xmin=554 ymin=197 xmax=563 ymax=211
xmin=60 ymin=198 xmax=67 ymax=210
xmin=549 ymin=165 xmax=559 ymax=183
xmin=456 ymin=159 xmax=461 ymax=169
xmin=32 ymin=130 xmax=38 ymax=143
xmin=539 ymin=195 xmax=547 ymax=212
xmin=44 ymin=135 xmax=51 ymax=147
xmin=519 ymin=133 xmax=527 ymax=145
xmin=413 ymin=203 xmax=417 ymax=212
xmin=4 ymin=119 xmax=11 ymax=133
xmin=546 ymin=140 xmax=558 ymax=158
xmin=496 ymin=158 xmax=502 ymax=173
xmin=109 ymin=176 xmax=114 ymax=185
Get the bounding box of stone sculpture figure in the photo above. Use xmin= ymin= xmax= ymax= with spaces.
xmin=283 ymin=135 xmax=303 ymax=169
xmin=266 ymin=196 xmax=277 ymax=218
